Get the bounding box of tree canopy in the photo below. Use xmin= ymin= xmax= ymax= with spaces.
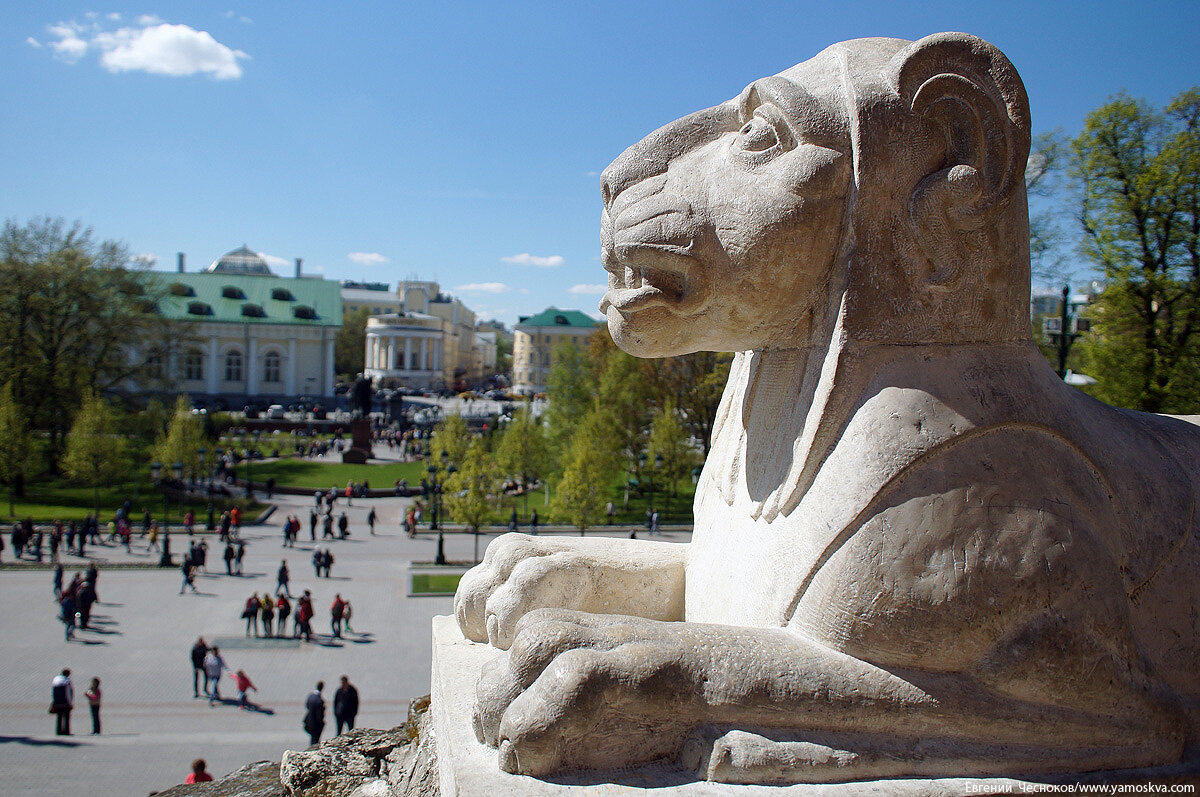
xmin=1072 ymin=88 xmax=1200 ymax=412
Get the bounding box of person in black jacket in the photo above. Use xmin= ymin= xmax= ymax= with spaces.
xmin=333 ymin=675 xmax=359 ymax=735
xmin=303 ymin=681 xmax=325 ymax=745
xmin=191 ymin=637 xmax=209 ymax=698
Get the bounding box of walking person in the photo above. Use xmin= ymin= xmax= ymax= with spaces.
xmin=322 ymin=513 xmax=334 ymax=540
xmin=342 ymin=599 xmax=354 ymax=634
xmin=204 ymin=646 xmax=228 ymax=704
xmin=295 ymin=591 xmax=314 ymax=641
xmin=60 ymin=588 xmax=78 ymax=642
xmin=508 ymin=508 xmax=518 ymax=534
xmin=191 ymin=637 xmax=209 ymax=698
xmin=651 ymin=508 xmax=660 ymax=535
xmin=367 ymin=506 xmax=377 ymax=535
xmin=180 ymin=556 xmax=198 ymax=594
xmin=233 ymin=669 xmax=257 ymax=710
xmin=338 ymin=512 xmax=349 ymax=539
xmin=312 ymin=548 xmax=322 ymax=578
xmin=304 ymin=682 xmax=326 ymax=745
xmin=223 ymin=542 xmax=235 ymax=575
xmin=51 ymin=669 xmax=73 ymax=735
xmin=276 ymin=560 xmax=291 ymax=597
xmin=53 ymin=564 xmax=64 ymax=600
xmin=235 ymin=540 xmax=246 ymax=575
xmin=529 ymin=509 xmax=538 ymax=535
xmin=333 ymin=675 xmax=359 ymax=735
xmin=330 ymin=594 xmax=346 ymax=639
xmin=85 ymin=677 xmax=101 ymax=734
xmin=309 ymin=509 xmax=318 ymax=541
xmin=322 ymin=548 xmax=334 ymax=578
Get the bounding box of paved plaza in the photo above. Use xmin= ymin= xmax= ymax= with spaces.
xmin=0 ymin=468 xmax=689 ymax=796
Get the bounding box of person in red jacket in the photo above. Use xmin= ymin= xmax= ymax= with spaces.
xmin=330 ymin=594 xmax=346 ymax=639
xmin=186 ymin=758 xmax=213 ymax=784
xmin=295 ymin=591 xmax=314 ymax=642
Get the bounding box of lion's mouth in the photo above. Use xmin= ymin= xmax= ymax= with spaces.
xmin=600 ymin=187 xmax=705 ymax=315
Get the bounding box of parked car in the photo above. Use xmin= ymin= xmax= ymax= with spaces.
xmin=266 ymin=404 xmax=286 ymax=419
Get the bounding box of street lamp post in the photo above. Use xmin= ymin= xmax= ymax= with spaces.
xmin=150 ymin=462 xmax=182 ymax=567
xmin=427 ymin=449 xmax=455 ymax=566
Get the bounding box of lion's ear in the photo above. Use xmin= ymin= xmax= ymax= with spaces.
xmin=887 ymin=33 xmax=1031 ymax=289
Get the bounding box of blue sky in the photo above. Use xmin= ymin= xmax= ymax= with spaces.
xmin=3 ymin=1 xmax=1198 ymax=325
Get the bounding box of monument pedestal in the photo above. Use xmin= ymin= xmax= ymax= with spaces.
xmin=431 ymin=616 xmax=1200 ymax=796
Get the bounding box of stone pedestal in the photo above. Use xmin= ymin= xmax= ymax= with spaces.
xmin=432 ymin=616 xmax=1200 ymax=796
xmin=342 ymin=417 xmax=372 ymax=464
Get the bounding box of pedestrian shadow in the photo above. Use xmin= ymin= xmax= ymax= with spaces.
xmin=241 ymin=703 xmax=276 ymax=715
xmin=82 ymin=625 xmax=122 ymax=636
xmin=309 ymin=636 xmax=345 ymax=648
xmin=346 ymin=635 xmax=375 ymax=645
xmin=70 ymin=637 xmax=107 ymax=646
xmin=317 ymin=575 xmax=352 ymax=581
xmin=0 ymin=735 xmax=86 ymax=747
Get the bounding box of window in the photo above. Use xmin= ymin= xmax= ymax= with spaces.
xmin=168 ymin=282 xmax=195 ymax=297
xmin=221 ymin=286 xmax=246 ymax=300
xmin=187 ymin=301 xmax=213 ymax=316
xmin=225 ymin=350 xmax=243 ymax=382
xmin=241 ymin=304 xmax=266 ymax=318
xmin=184 ymin=350 xmax=205 ymax=381
xmin=272 ymin=288 xmax=295 ymax=302
xmin=145 ymin=353 xmax=163 ymax=378
xmin=263 ymin=351 xmax=281 ymax=383
xmin=293 ymin=305 xmax=317 ymax=319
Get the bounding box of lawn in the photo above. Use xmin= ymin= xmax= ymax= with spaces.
xmin=248 ymin=459 xmax=428 ymax=490
xmin=1 ymin=477 xmax=257 ymax=524
xmin=410 ymin=572 xmax=464 ymax=595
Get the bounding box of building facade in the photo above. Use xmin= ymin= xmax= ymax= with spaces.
xmin=134 ymin=246 xmax=342 ymax=407
xmin=512 ymin=308 xmax=601 ymax=395
xmin=361 ymin=279 xmax=498 ymax=390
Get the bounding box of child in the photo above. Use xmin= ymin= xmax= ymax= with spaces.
xmin=233 ymin=669 xmax=257 ymax=710
xmin=85 ymin=677 xmax=101 ymax=734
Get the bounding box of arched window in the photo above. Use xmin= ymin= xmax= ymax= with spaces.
xmin=184 ymin=349 xmax=205 ymax=381
xmin=263 ymin=351 xmax=281 ymax=383
xmin=225 ymin=350 xmax=243 ymax=382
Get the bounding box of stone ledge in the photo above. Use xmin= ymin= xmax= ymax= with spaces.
xmin=429 ymin=615 xmax=1200 ymax=796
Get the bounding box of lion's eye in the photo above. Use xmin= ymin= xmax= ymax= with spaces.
xmin=738 ymin=116 xmax=779 ymax=152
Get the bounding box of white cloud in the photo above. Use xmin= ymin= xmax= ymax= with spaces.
xmin=454 ymin=282 xmax=510 ymax=294
xmin=48 ymin=23 xmax=88 ymax=62
xmin=107 ymin=13 xmax=122 ymax=21
xmin=568 ymin=283 xmax=607 ymax=295
xmin=26 ymin=37 xmax=42 ymax=48
xmin=586 ymin=171 xmax=599 ymax=177
xmin=348 ymin=252 xmax=388 ymax=265
xmin=501 ymin=252 xmax=564 ymax=268
xmin=258 ymin=252 xmax=290 ymax=268
xmin=42 ymin=17 xmax=247 ymax=79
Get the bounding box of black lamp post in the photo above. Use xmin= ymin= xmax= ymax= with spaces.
xmin=428 ymin=449 xmax=455 ymax=565
xmin=150 ymin=461 xmax=181 ymax=567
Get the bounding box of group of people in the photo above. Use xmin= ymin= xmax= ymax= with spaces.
xmin=49 ymin=668 xmax=101 ymax=735
xmin=57 ymin=564 xmax=99 ymax=641
xmin=303 ymin=676 xmax=359 ymax=745
xmin=189 ymin=638 xmax=258 ymax=709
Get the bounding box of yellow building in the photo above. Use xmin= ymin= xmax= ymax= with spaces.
xmin=512 ymin=308 xmax=601 ymax=395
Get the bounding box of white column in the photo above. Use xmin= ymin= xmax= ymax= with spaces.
xmin=387 ymin=339 xmax=395 ymax=371
xmin=247 ymin=336 xmax=259 ymax=396
xmin=325 ymin=338 xmax=335 ymax=397
xmin=287 ymin=338 xmax=297 ymax=395
xmin=206 ymin=335 xmax=219 ymax=395
xmin=404 ymin=337 xmax=411 ymax=371
xmin=363 ymin=335 xmax=372 ymax=374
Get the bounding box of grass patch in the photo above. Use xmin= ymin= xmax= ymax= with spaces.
xmin=1 ymin=477 xmax=257 ymax=524
xmin=410 ymin=572 xmax=463 ymax=594
xmin=249 ymin=460 xmax=427 ymax=490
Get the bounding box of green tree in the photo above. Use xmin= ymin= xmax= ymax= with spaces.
xmin=645 ymin=400 xmax=697 ymax=520
xmin=0 ymin=381 xmax=38 ymax=516
xmin=61 ymin=393 xmax=129 ymax=517
xmin=494 ymin=406 xmax=550 ymax=515
xmin=551 ymin=409 xmax=622 ymax=534
xmin=642 ymin=351 xmax=731 ymax=456
xmin=1072 ymin=88 xmax=1200 ymax=412
xmin=334 ymin=306 xmax=372 ymax=378
xmin=430 ymin=413 xmax=471 ymax=466
xmin=543 ymin=340 xmax=596 ymax=466
xmin=445 ymin=438 xmax=499 ymax=563
xmin=0 ymin=217 xmax=176 ymax=467
xmin=152 ymin=396 xmax=207 ymax=480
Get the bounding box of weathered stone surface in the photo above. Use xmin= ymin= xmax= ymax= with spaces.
xmin=452 ymin=32 xmax=1200 ymax=785
xmin=152 ymin=760 xmax=285 ymax=796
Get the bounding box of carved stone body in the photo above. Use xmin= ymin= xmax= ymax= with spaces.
xmin=453 ymin=33 xmax=1200 ymax=784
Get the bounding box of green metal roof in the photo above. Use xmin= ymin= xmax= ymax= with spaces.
xmin=144 ymin=271 xmax=343 ymax=327
xmin=516 ymin=307 xmax=601 ymax=329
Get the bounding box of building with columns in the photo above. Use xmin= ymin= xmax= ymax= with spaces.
xmin=361 ymin=279 xmax=498 ymax=390
xmin=512 ymin=307 xmax=601 ymax=395
xmin=134 ymin=246 xmax=342 ymax=406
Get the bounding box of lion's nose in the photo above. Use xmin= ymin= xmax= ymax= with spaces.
xmin=601 ymin=104 xmax=740 ymax=207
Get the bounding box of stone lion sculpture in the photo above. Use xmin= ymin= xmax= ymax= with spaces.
xmin=453 ymin=33 xmax=1200 ymax=784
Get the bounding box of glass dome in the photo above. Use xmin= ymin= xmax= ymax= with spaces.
xmin=206 ymin=245 xmax=274 ymax=275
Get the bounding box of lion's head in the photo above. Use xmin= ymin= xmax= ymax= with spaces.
xmin=599 ymin=33 xmax=1032 ymax=358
